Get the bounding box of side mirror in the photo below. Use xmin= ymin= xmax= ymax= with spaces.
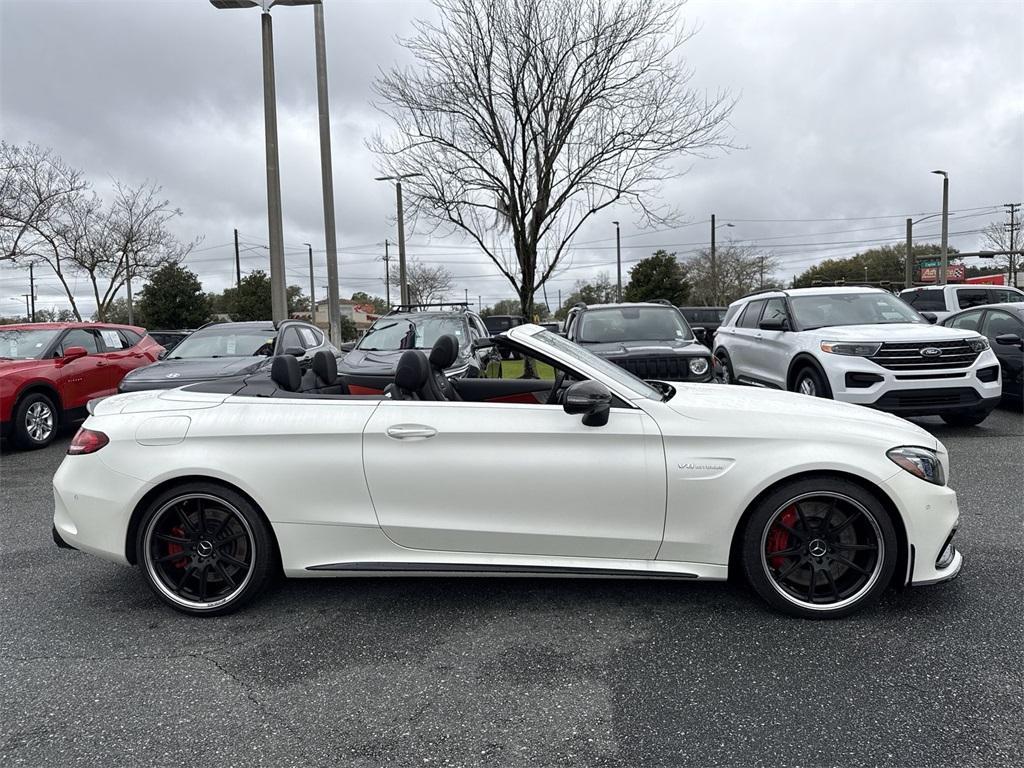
xmin=472 ymin=337 xmax=496 ymax=350
xmin=692 ymin=326 xmax=706 ymax=343
xmin=995 ymin=333 xmax=1023 ymax=349
xmin=283 ymin=347 xmax=306 ymax=357
xmin=62 ymin=346 xmax=88 ymax=362
xmin=758 ymin=316 xmax=788 ymax=331
xmin=563 ymin=380 xmax=612 ymax=427
xmin=157 ymin=349 xmax=169 ymax=360
xmin=920 ymin=312 xmax=938 ymax=324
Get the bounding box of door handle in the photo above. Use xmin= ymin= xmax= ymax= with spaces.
xmin=386 ymin=424 xmax=437 ymax=440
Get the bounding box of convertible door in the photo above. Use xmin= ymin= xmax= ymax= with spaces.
xmin=361 ymin=400 xmax=666 ymax=559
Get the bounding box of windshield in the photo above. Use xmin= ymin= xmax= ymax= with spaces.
xmin=0 ymin=328 xmax=62 ymax=360
xmin=531 ymin=329 xmax=663 ymax=400
xmin=790 ymin=293 xmax=925 ymax=330
xmin=357 ymin=316 xmax=467 ymax=351
xmin=578 ymin=306 xmax=693 ymax=343
xmin=168 ymin=327 xmax=276 ymax=359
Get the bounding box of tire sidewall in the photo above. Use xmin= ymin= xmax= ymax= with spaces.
xmin=793 ymin=365 xmax=831 ymax=399
xmin=741 ymin=477 xmax=898 ymax=619
xmin=715 ymin=350 xmax=735 ymax=384
xmin=14 ymin=392 xmax=58 ymax=450
xmin=136 ymin=482 xmax=274 ymax=616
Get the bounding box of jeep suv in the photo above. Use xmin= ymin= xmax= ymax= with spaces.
xmin=713 ymin=287 xmax=1002 ymax=426
xmin=563 ymin=301 xmax=713 ymax=382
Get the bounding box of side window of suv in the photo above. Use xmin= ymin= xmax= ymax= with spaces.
xmin=279 ymin=327 xmax=303 ymax=352
xmin=722 ymin=304 xmax=742 ymax=326
xmin=992 ymin=288 xmax=1024 ymax=303
xmin=761 ymin=298 xmax=788 ymax=323
xmin=58 ymin=329 xmax=99 ymax=355
xmin=949 ymin=310 xmax=983 ymax=331
xmin=903 ymin=289 xmax=945 ymax=311
xmin=956 ymin=289 xmax=990 ymax=309
xmin=737 ymin=299 xmax=766 ymax=329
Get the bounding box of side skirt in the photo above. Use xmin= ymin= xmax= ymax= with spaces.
xmin=306 ymin=561 xmax=699 ymax=579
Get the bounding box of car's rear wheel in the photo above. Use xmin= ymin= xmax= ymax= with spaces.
xmin=137 ymin=484 xmax=275 ymax=616
xmin=793 ymin=366 xmax=831 ymax=398
xmin=13 ymin=392 xmax=58 ymax=450
xmin=940 ymin=409 xmax=990 ymax=427
xmin=741 ymin=478 xmax=897 ymax=618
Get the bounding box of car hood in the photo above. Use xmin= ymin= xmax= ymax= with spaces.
xmin=123 ymin=357 xmax=270 ymax=383
xmin=582 ymin=339 xmax=708 ymax=357
xmin=0 ymin=359 xmax=53 ymax=378
xmin=339 ymin=348 xmax=470 ymax=375
xmin=810 ymin=323 xmax=978 ymax=342
xmin=660 ymin=383 xmax=938 ymax=450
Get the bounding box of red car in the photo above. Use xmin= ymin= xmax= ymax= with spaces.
xmin=0 ymin=323 xmax=163 ymax=450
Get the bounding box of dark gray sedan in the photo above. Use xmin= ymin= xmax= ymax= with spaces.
xmin=118 ymin=320 xmax=339 ymax=393
xmin=940 ymin=301 xmax=1024 ymax=405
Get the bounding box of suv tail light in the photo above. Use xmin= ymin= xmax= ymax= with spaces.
xmin=67 ymin=428 xmax=109 ymax=455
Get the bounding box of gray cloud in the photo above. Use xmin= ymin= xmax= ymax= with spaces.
xmin=1 ymin=0 xmax=1021 ymax=317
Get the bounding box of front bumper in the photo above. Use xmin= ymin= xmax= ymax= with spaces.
xmin=880 ymin=468 xmax=964 ymax=586
xmin=821 ymin=351 xmax=1002 ymax=415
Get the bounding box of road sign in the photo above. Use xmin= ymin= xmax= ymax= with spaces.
xmin=918 ymin=259 xmax=940 ymax=268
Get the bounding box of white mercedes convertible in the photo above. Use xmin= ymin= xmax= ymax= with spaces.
xmin=52 ymin=324 xmax=962 ymax=618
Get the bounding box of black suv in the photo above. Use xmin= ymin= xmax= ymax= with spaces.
xmin=118 ymin=320 xmax=338 ymax=392
xmin=677 ymin=306 xmax=727 ymax=348
xmin=563 ymin=301 xmax=713 ymax=382
xmin=338 ymin=303 xmax=502 ymax=394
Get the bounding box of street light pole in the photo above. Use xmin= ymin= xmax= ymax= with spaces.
xmin=932 ymin=170 xmax=949 ymax=285
xmin=313 ymin=2 xmax=341 ymax=344
xmin=905 ymin=218 xmax=913 ymax=289
xmin=210 ymin=0 xmax=324 ymax=324
xmin=710 ymin=214 xmax=717 ymax=306
xmin=613 ymin=221 xmax=621 ymax=301
xmin=375 ymin=173 xmax=422 ymax=306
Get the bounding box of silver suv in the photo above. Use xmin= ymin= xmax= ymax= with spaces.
xmin=713 ymin=287 xmax=1002 ymax=426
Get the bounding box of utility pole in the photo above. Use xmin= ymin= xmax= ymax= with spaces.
xmin=260 ymin=10 xmax=287 ymax=323
xmin=477 ymin=295 xmax=481 ymax=311
xmin=1005 ymin=203 xmax=1020 ymax=287
xmin=464 ymin=288 xmax=469 ymax=305
xmin=305 ymin=243 xmax=316 ymax=326
xmin=558 ymin=289 xmax=562 ymax=312
xmin=21 ymin=293 xmax=31 ymax=319
xmin=28 ymin=264 xmax=35 ymax=322
xmin=234 ymin=228 xmax=241 ymax=291
xmin=383 ymin=239 xmax=391 ymax=308
xmin=124 ymin=251 xmax=134 ymax=325
xmin=759 ymin=256 xmax=765 ymax=289
xmin=710 ymin=214 xmax=717 ymax=305
xmin=905 ymin=218 xmax=913 ymax=289
xmin=613 ymin=221 xmax=622 ymax=301
xmin=375 ymin=174 xmax=422 ymax=306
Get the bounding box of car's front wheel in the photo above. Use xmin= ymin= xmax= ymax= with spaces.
xmin=137 ymin=484 xmax=275 ymax=616
xmin=13 ymin=392 xmax=59 ymax=450
xmin=792 ymin=366 xmax=831 ymax=398
xmin=741 ymin=478 xmax=897 ymax=619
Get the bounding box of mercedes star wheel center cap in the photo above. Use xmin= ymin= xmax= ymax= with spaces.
xmin=808 ymin=539 xmax=828 ymax=558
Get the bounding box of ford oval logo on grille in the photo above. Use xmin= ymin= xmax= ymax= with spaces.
xmin=920 ymin=347 xmax=943 ymax=358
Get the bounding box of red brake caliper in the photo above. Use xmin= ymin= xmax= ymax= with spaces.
xmin=166 ymin=526 xmax=188 ymax=569
xmin=767 ymin=506 xmax=799 ymax=569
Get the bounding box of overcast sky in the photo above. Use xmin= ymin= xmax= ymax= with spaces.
xmin=1 ymin=0 xmax=1021 ymax=318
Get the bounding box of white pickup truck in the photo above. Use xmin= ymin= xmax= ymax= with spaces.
xmin=899 ymin=284 xmax=1024 ymax=322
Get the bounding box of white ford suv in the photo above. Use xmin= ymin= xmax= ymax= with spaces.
xmin=713 ymin=287 xmax=1002 ymax=426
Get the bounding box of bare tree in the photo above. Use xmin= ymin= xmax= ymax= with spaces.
xmin=1 ymin=143 xmax=90 ymax=318
xmin=373 ymin=0 xmax=734 ymax=319
xmin=685 ymin=244 xmax=779 ymax=305
xmin=389 ymin=258 xmax=455 ymax=305
xmin=981 ymin=218 xmax=1021 ymax=285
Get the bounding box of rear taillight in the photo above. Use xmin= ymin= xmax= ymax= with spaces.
xmin=67 ymin=428 xmax=109 ymax=455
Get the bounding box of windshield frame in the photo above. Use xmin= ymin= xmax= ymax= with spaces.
xmin=789 ymin=291 xmax=928 ymax=331
xmin=355 ymin=314 xmax=469 ymax=352
xmin=509 ymin=325 xmax=664 ymax=401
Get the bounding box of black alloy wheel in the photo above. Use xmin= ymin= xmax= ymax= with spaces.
xmin=742 ymin=478 xmax=897 ymax=618
xmin=137 ymin=484 xmax=274 ymax=615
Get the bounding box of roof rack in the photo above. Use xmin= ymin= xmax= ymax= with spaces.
xmin=739 ymin=287 xmax=788 ymax=299
xmin=386 ymin=301 xmax=472 ymax=315
xmin=650 ymin=298 xmax=673 ymax=306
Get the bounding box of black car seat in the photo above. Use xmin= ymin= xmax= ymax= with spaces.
xmin=270 ymin=354 xmax=302 ymax=395
xmin=383 ymin=350 xmax=432 ymax=400
xmin=309 ymin=350 xmax=349 ymax=395
xmin=425 ymin=334 xmax=463 ymax=401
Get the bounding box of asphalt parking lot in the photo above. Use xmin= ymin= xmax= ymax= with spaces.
xmin=1 ymin=407 xmax=1021 ymax=768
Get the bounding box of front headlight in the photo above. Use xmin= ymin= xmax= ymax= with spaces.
xmin=887 ymin=446 xmax=946 ymax=486
xmin=967 ymin=336 xmax=990 ymax=352
xmin=820 ymin=341 xmax=882 ymax=356
xmin=688 ymin=357 xmax=709 ymax=376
